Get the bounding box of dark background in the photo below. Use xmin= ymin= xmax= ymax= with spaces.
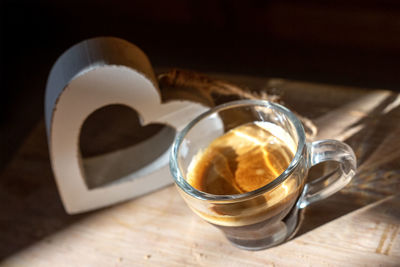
xmin=1 ymin=0 xmax=400 ymax=168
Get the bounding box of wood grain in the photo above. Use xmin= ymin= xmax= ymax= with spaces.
xmin=1 ymin=74 xmax=399 ymax=266
xmin=1 ymin=188 xmax=399 ymax=266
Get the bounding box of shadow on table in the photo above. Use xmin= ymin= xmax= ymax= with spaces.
xmin=0 ymin=122 xmax=91 ymax=260
xmin=296 ymin=92 xmax=400 ymax=236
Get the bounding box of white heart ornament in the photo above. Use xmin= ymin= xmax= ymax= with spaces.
xmin=45 ymin=37 xmax=215 ymax=214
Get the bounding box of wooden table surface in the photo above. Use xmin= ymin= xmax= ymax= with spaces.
xmin=1 ymin=74 xmax=399 ymax=266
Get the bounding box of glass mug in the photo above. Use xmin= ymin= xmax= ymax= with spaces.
xmin=169 ymin=100 xmax=356 ymax=250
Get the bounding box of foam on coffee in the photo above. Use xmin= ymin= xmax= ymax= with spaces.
xmin=187 ymin=122 xmax=296 ymax=194
xmin=186 ymin=122 xmax=300 ymax=226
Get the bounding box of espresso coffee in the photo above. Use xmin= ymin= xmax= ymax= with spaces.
xmin=186 ymin=122 xmax=303 ymax=228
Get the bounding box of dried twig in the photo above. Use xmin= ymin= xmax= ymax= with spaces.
xmin=158 ymin=69 xmax=317 ymax=140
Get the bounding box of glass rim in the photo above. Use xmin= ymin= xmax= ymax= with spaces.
xmin=169 ymin=99 xmax=306 ymax=202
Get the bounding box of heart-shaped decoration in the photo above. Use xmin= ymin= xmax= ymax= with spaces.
xmin=45 ymin=37 xmax=217 ymax=214
xmin=79 ymin=104 xmax=177 ymax=189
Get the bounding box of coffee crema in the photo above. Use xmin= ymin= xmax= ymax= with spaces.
xmin=185 ymin=122 xmax=301 ymax=226
xmin=187 ymin=122 xmax=295 ymax=195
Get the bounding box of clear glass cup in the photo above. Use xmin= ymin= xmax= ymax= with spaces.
xmin=169 ymin=100 xmax=356 ymax=250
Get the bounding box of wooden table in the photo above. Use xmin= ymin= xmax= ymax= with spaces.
xmin=1 ymin=74 xmax=399 ymax=266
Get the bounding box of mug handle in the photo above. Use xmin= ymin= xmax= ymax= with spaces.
xmin=297 ymin=139 xmax=357 ymax=209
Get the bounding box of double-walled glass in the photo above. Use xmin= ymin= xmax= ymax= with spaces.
xmin=170 ymin=100 xmax=356 ymax=250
